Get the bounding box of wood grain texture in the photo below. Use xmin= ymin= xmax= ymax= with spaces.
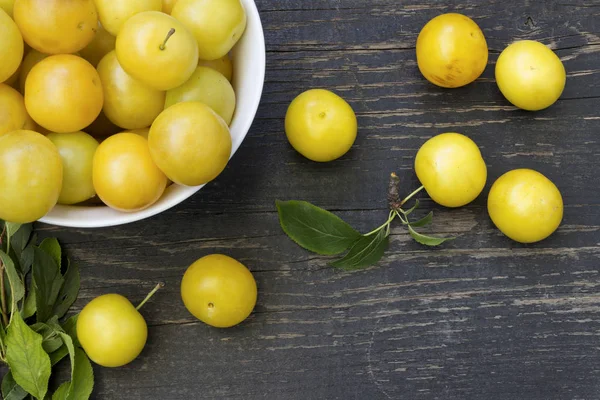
xmin=2 ymin=1 xmax=600 ymax=399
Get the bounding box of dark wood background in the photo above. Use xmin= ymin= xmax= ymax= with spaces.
xmin=9 ymin=0 xmax=600 ymax=399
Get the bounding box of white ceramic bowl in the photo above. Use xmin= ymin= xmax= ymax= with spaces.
xmin=40 ymin=0 xmax=266 ymax=228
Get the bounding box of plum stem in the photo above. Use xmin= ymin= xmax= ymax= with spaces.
xmin=136 ymin=282 xmax=165 ymax=310
xmin=159 ymin=28 xmax=176 ymax=51
xmin=364 ymin=210 xmax=397 ymax=237
xmin=400 ymin=185 xmax=425 ymax=207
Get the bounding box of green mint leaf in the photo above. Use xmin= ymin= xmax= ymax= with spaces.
xmin=66 ymin=348 xmax=94 ymax=400
xmin=52 ymin=260 xmax=80 ymax=319
xmin=330 ymin=229 xmax=389 ymax=270
xmin=22 ymin=289 xmax=36 ymax=319
xmin=2 ymin=371 xmax=28 ymax=400
xmin=5 ymin=312 xmax=51 ymax=400
xmin=33 ymin=247 xmax=65 ymax=323
xmin=52 ymin=383 xmax=70 ymax=400
xmin=410 ymin=212 xmax=433 ymax=228
xmin=276 ymin=200 xmax=361 ymax=255
xmin=38 ymin=239 xmax=62 ymax=271
xmin=408 ymin=225 xmax=453 ymax=246
xmin=0 ymin=250 xmax=25 ymax=316
xmin=403 ymin=199 xmax=420 ymax=215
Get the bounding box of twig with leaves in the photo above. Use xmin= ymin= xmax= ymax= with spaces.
xmin=277 ymin=172 xmax=454 ymax=270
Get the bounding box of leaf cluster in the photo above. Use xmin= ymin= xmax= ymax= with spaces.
xmin=0 ymin=222 xmax=93 ymax=400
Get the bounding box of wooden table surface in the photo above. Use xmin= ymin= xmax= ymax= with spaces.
xmin=21 ymin=1 xmax=600 ymax=399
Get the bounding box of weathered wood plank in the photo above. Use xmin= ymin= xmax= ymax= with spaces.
xmin=33 ymin=199 xmax=600 ymax=399
xmin=257 ymin=0 xmax=600 ymax=52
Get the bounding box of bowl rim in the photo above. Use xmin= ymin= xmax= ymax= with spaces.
xmin=39 ymin=0 xmax=266 ymax=229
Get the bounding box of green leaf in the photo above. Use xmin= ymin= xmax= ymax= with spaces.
xmin=58 ymin=331 xmax=75 ymax=363
xmin=33 ymin=248 xmax=64 ymax=323
xmin=330 ymin=229 xmax=389 ymax=270
xmin=276 ymin=200 xmax=361 ymax=255
xmin=31 ymin=322 xmax=63 ymax=354
xmin=10 ymin=224 xmax=33 ymax=252
xmin=51 ymin=383 xmax=70 ymax=400
xmin=50 ymin=346 xmax=69 ymax=367
xmin=43 ymin=335 xmax=63 ymax=353
xmin=52 ymin=261 xmax=80 ymax=319
xmin=45 ymin=316 xmax=62 ymax=332
xmin=407 ymin=225 xmax=453 ymax=246
xmin=0 ymin=320 xmax=6 ymax=348
xmin=66 ymin=348 xmax=94 ymax=400
xmin=49 ymin=316 xmax=79 ymax=366
xmin=51 ymin=329 xmax=94 ymax=400
xmin=22 ymin=289 xmax=36 ymax=319
xmin=62 ymin=315 xmax=79 ymax=345
xmin=2 ymin=371 xmax=28 ymax=400
xmin=57 ymin=332 xmax=75 ymax=384
xmin=403 ymin=199 xmax=420 ymax=215
xmin=19 ymin=246 xmax=35 ymax=276
xmin=5 ymin=223 xmax=23 ymax=240
xmin=410 ymin=212 xmax=433 ymax=228
xmin=38 ymin=239 xmax=61 ymax=271
xmin=8 ymin=225 xmax=33 ymax=272
xmin=5 ymin=312 xmax=51 ymax=400
xmin=0 ymin=250 xmax=25 ymax=316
